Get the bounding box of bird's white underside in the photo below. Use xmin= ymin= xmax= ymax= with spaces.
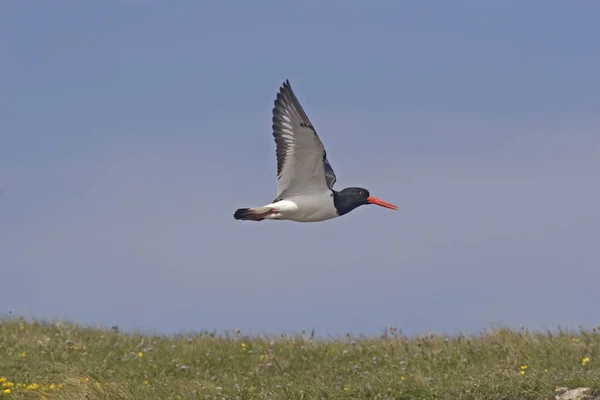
xmin=257 ymin=191 xmax=339 ymax=222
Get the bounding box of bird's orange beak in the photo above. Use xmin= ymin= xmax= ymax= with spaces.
xmin=367 ymin=196 xmax=398 ymax=210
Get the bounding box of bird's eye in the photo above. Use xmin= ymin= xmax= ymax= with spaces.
xmin=359 ymin=191 xmax=364 ymax=196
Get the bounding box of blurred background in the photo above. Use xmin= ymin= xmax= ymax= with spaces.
xmin=1 ymin=1 xmax=599 ymax=337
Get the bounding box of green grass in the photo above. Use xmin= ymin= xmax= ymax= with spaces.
xmin=1 ymin=318 xmax=600 ymax=399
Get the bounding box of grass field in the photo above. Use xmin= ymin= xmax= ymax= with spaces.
xmin=1 ymin=318 xmax=600 ymax=399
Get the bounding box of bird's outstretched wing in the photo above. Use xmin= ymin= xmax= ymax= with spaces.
xmin=272 ymin=80 xmax=336 ymax=200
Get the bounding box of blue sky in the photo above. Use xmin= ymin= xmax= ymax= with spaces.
xmin=1 ymin=1 xmax=599 ymax=337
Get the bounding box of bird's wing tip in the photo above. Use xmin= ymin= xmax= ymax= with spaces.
xmin=281 ymin=79 xmax=292 ymax=90
xmin=274 ymin=79 xmax=293 ymax=106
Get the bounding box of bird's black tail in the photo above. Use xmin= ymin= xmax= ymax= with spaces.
xmin=234 ymin=208 xmax=251 ymax=220
xmin=233 ymin=206 xmax=271 ymax=221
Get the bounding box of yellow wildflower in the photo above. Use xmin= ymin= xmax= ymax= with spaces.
xmin=3 ymin=388 xmax=11 ymax=394
xmin=520 ymin=365 xmax=528 ymax=370
xmin=0 ymin=378 xmax=5 ymax=383
xmin=241 ymin=343 xmax=247 ymax=351
xmin=520 ymin=370 xmax=525 ymax=375
xmin=2 ymin=382 xmax=13 ymax=389
xmin=17 ymin=352 xmax=26 ymax=358
xmin=138 ymin=352 xmax=143 ymax=358
xmin=544 ymin=369 xmax=548 ymax=373
xmin=582 ymin=357 xmax=591 ymax=366
xmin=400 ymin=376 xmax=406 ymax=381
xmin=49 ymin=384 xmax=56 ymax=390
xmin=143 ymin=380 xmax=149 ymax=385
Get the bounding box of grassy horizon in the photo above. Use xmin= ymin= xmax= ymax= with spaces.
xmin=1 ymin=317 xmax=600 ymax=399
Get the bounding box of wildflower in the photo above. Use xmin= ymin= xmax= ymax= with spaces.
xmin=18 ymin=352 xmax=26 ymax=358
xmin=241 ymin=343 xmax=247 ymax=351
xmin=520 ymin=365 xmax=528 ymax=370
xmin=3 ymin=389 xmax=11 ymax=394
xmin=143 ymin=380 xmax=149 ymax=385
xmin=582 ymin=357 xmax=591 ymax=366
xmin=2 ymin=382 xmax=13 ymax=389
xmin=138 ymin=352 xmax=143 ymax=358
xmin=0 ymin=378 xmax=5 ymax=383
xmin=544 ymin=369 xmax=548 ymax=372
xmin=49 ymin=384 xmax=56 ymax=390
xmin=520 ymin=370 xmax=525 ymax=375
xmin=400 ymin=376 xmax=406 ymax=381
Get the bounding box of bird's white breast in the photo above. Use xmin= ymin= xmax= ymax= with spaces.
xmin=264 ymin=192 xmax=338 ymax=222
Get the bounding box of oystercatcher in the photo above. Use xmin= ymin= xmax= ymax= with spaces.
xmin=234 ymin=80 xmax=397 ymax=222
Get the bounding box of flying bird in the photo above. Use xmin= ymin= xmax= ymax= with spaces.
xmin=233 ymin=80 xmax=398 ymax=223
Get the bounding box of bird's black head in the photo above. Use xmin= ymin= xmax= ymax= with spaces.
xmin=333 ymin=187 xmax=398 ymax=216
